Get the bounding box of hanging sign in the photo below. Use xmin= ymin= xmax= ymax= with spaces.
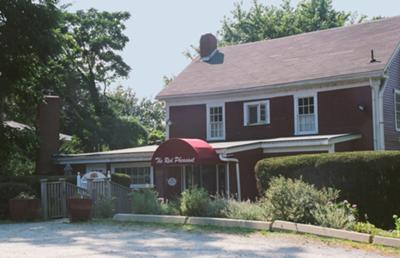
xmin=154 ymin=156 xmax=195 ymax=165
xmin=167 ymin=177 xmax=177 ymax=186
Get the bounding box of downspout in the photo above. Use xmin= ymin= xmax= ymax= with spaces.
xmin=370 ymin=78 xmax=385 ymax=150
xmin=219 ymin=154 xmax=241 ymax=201
xmin=378 ymin=74 xmax=389 ymax=150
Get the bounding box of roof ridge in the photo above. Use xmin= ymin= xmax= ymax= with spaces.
xmin=218 ymin=15 xmax=400 ymax=51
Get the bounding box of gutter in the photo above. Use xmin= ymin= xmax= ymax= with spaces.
xmin=218 ymin=154 xmax=241 ymax=201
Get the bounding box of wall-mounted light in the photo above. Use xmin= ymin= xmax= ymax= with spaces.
xmin=166 ymin=119 xmax=173 ymax=126
xmin=358 ymin=105 xmax=365 ymax=112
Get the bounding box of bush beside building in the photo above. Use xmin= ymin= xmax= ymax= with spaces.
xmin=255 ymin=151 xmax=400 ymax=228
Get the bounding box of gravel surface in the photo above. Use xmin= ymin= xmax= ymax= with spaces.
xmin=0 ymin=220 xmax=394 ymax=258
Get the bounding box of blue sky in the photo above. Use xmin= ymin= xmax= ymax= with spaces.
xmin=60 ymin=0 xmax=400 ymax=99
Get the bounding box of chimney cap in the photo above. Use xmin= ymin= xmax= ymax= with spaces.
xmin=200 ymin=33 xmax=217 ymax=59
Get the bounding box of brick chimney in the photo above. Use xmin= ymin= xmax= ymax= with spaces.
xmin=200 ymin=33 xmax=217 ymax=59
xmin=36 ymin=95 xmax=61 ymax=175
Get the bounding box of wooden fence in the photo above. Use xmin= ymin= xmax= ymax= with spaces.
xmin=40 ymin=178 xmax=131 ymax=219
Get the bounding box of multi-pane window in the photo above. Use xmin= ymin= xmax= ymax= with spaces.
xmin=396 ymin=90 xmax=400 ymax=131
xmin=208 ymin=105 xmax=224 ymax=139
xmin=114 ymin=167 xmax=151 ymax=185
xmin=244 ymin=101 xmax=270 ymax=126
xmin=296 ymin=96 xmax=317 ymax=134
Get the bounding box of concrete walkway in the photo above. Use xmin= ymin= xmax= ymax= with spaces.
xmin=0 ymin=220 xmax=394 ymax=258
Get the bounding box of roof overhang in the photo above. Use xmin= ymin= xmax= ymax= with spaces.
xmin=157 ymin=70 xmax=384 ymax=102
xmin=213 ymin=134 xmax=362 ymax=155
xmin=54 ymin=134 xmax=361 ymax=165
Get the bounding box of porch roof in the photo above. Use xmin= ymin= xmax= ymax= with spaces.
xmin=54 ymin=133 xmax=361 ymax=165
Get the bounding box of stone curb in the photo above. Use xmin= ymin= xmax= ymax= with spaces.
xmin=113 ymin=214 xmax=271 ymax=230
xmin=373 ymin=235 xmax=400 ymax=248
xmin=113 ymin=214 xmax=187 ymax=224
xmin=272 ymin=220 xmax=372 ymax=243
xmin=113 ymin=214 xmax=400 ymax=248
xmin=187 ymin=216 xmax=272 ymax=230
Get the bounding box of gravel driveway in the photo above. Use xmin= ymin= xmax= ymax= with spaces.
xmin=0 ymin=220 xmax=394 ymax=258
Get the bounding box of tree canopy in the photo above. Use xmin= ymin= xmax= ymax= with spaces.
xmin=219 ymin=0 xmax=354 ymax=45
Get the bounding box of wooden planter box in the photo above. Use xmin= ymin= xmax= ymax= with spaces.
xmin=68 ymin=198 xmax=92 ymax=222
xmin=9 ymin=198 xmax=40 ymax=221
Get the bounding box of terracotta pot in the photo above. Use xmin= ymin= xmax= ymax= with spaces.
xmin=68 ymin=198 xmax=92 ymax=222
xmin=9 ymin=198 xmax=40 ymax=221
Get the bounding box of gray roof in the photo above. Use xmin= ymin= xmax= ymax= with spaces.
xmin=4 ymin=120 xmax=72 ymax=141
xmin=55 ymin=133 xmax=360 ymax=164
xmin=157 ymin=16 xmax=400 ymax=99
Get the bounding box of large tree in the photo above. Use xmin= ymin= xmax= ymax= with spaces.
xmin=0 ymin=0 xmax=61 ymax=174
xmin=219 ymin=0 xmax=353 ymax=45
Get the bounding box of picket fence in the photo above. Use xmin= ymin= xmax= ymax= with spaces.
xmin=40 ymin=178 xmax=132 ymax=219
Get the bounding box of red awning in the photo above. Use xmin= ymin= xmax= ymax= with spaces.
xmin=151 ymin=138 xmax=220 ymax=166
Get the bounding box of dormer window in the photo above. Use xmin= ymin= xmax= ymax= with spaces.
xmin=244 ymin=100 xmax=270 ymax=126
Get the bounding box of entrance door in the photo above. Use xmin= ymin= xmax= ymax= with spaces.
xmin=164 ymin=166 xmax=182 ymax=199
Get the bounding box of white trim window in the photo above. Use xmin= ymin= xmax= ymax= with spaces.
xmin=243 ymin=100 xmax=270 ymax=126
xmin=295 ymin=94 xmax=318 ymax=135
xmin=395 ymin=89 xmax=400 ymax=131
xmin=112 ymin=163 xmax=154 ymax=189
xmin=207 ymin=104 xmax=225 ymax=140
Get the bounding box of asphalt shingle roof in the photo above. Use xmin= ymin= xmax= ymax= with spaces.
xmin=157 ymin=16 xmax=400 ymax=99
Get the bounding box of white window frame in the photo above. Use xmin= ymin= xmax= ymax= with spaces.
xmin=110 ymin=162 xmax=154 ymax=189
xmin=395 ymin=89 xmax=400 ymax=132
xmin=85 ymin=163 xmax=107 ymax=174
xmin=294 ymin=93 xmax=318 ymax=135
xmin=206 ymin=103 xmax=225 ymax=141
xmin=243 ymin=100 xmax=270 ymax=126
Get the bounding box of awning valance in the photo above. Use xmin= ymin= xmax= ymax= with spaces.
xmin=151 ymin=138 xmax=219 ymax=166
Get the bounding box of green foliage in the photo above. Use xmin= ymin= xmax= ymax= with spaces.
xmin=222 ymin=199 xmax=267 ymax=221
xmin=93 ymin=195 xmax=115 ymax=218
xmin=13 ymin=192 xmax=36 ymax=200
xmin=111 ymin=173 xmax=131 ymax=187
xmin=262 ymin=176 xmax=338 ymax=224
xmin=160 ymin=200 xmax=180 ymax=215
xmin=353 ymin=222 xmax=380 ymax=235
xmin=219 ymin=0 xmax=352 ymax=45
xmin=312 ymin=201 xmax=357 ymax=229
xmin=0 ymin=175 xmax=76 ymax=196
xmin=130 ymin=189 xmax=161 ymax=214
xmin=255 ymin=151 xmax=400 ymax=228
xmin=206 ymin=197 xmax=228 ymax=217
xmin=180 ymin=187 xmax=209 ymax=216
xmin=394 ymin=215 xmax=400 ymax=233
xmin=0 ymin=182 xmax=34 ymax=218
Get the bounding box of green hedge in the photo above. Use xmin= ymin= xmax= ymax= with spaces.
xmin=111 ymin=173 xmax=131 ymax=187
xmin=0 ymin=182 xmax=34 ymax=218
xmin=255 ymin=151 xmax=400 ymax=229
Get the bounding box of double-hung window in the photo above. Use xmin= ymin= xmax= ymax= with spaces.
xmin=243 ymin=100 xmax=270 ymax=126
xmin=395 ymin=89 xmax=400 ymax=131
xmin=295 ymin=95 xmax=318 ymax=135
xmin=207 ymin=104 xmax=225 ymax=140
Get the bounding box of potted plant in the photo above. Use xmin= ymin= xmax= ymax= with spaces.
xmin=68 ymin=193 xmax=92 ymax=222
xmin=9 ymin=192 xmax=40 ymax=221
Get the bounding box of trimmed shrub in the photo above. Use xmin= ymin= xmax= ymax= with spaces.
xmin=255 ymin=151 xmax=400 ymax=228
xmin=262 ymin=176 xmax=338 ymax=224
xmin=312 ymin=201 xmax=357 ymax=229
xmin=130 ymin=189 xmax=161 ymax=214
xmin=0 ymin=182 xmax=34 ymax=218
xmin=206 ymin=197 xmax=228 ymax=218
xmin=111 ymin=173 xmax=131 ymax=187
xmin=180 ymin=187 xmax=209 ymax=216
